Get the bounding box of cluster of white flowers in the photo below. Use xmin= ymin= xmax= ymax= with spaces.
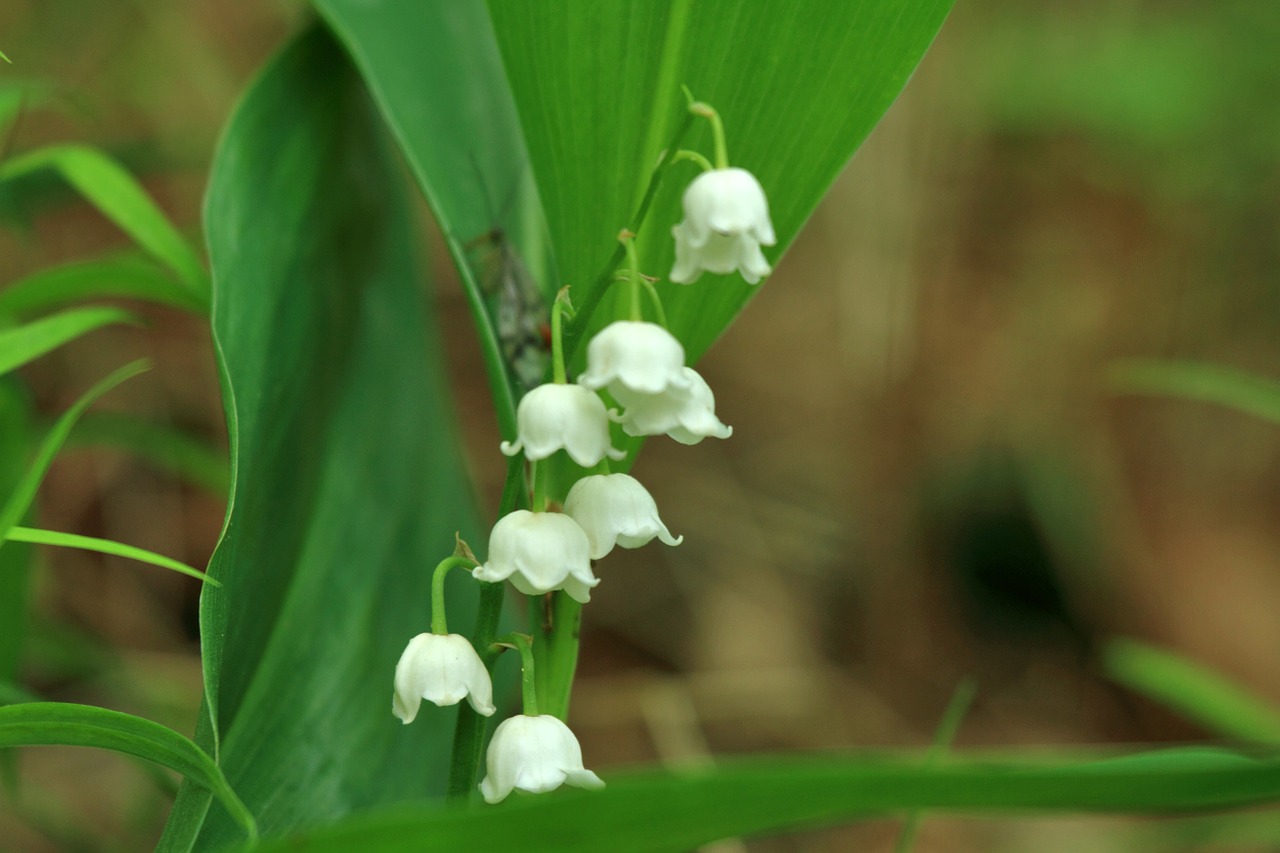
xmin=391 ymin=99 xmax=773 ymax=804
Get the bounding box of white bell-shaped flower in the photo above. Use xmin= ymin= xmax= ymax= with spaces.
xmin=613 ymin=367 xmax=733 ymax=445
xmin=472 ymin=510 xmax=600 ymax=603
xmin=392 ymin=633 xmax=495 ymax=724
xmin=500 ymin=383 xmax=625 ymax=467
xmin=577 ymin=321 xmax=692 ymax=398
xmin=479 ymin=714 xmax=604 ymax=804
xmin=670 ymin=167 xmax=776 ymax=285
xmin=563 ymin=473 xmax=683 ymax=559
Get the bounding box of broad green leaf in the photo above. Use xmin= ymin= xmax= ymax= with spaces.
xmin=0 ymin=305 xmax=136 ymax=377
xmin=1106 ymin=638 xmax=1280 ymax=745
xmin=0 ymin=701 xmax=255 ymax=841
xmin=160 ymin=25 xmax=484 ymax=850
xmin=314 ymin=0 xmax=553 ymax=440
xmin=68 ymin=412 xmax=229 ymax=494
xmin=1108 ymin=358 xmax=1280 ymax=425
xmin=247 ymin=748 xmax=1280 ymax=852
xmin=0 ymin=359 xmax=148 ymax=540
xmin=486 ymin=0 xmax=955 ymax=364
xmin=0 ymin=145 xmax=209 ymax=304
xmin=0 ymin=253 xmax=206 ymax=318
xmin=4 ymin=526 xmax=216 ymax=585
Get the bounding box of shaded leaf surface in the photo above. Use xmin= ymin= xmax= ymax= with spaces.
xmin=160 ymin=24 xmax=483 ymax=850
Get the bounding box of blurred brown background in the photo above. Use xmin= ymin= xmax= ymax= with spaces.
xmin=3 ymin=1 xmax=1280 ymax=850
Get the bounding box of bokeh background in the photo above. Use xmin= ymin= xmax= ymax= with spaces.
xmin=3 ymin=1 xmax=1280 ymax=850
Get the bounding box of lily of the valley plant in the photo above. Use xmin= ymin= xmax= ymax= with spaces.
xmin=393 ymin=92 xmax=773 ymax=803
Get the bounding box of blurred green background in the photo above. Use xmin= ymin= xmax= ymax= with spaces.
xmin=3 ymin=1 xmax=1280 ymax=850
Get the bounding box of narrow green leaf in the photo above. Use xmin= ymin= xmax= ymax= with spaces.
xmin=0 ymin=145 xmax=209 ymax=304
xmin=0 ymin=253 xmax=206 ymax=318
xmin=0 ymin=378 xmax=34 ymax=688
xmin=894 ymin=679 xmax=978 ymax=853
xmin=1108 ymin=358 xmax=1280 ymax=425
xmin=4 ymin=526 xmax=217 ymax=585
xmin=1106 ymin=638 xmax=1280 ymax=745
xmin=0 ymin=305 xmax=136 ymax=377
xmin=0 ymin=702 xmax=255 ymax=841
xmin=68 ymin=412 xmax=229 ymax=494
xmin=0 ymin=359 xmax=149 ymax=540
xmin=247 ymin=748 xmax=1280 ymax=852
xmin=486 ymin=0 xmax=955 ymax=364
xmin=161 ymin=24 xmax=484 ymax=849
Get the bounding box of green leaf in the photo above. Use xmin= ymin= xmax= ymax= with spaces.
xmin=246 ymin=748 xmax=1280 ymax=852
xmin=0 ymin=145 xmax=209 ymax=305
xmin=0 ymin=359 xmax=148 ymax=541
xmin=0 ymin=305 xmax=137 ymax=377
xmin=314 ymin=0 xmax=550 ymax=441
xmin=0 ymin=253 xmax=207 ymax=318
xmin=486 ymin=0 xmax=955 ymax=364
xmin=0 ymin=702 xmax=255 ymax=841
xmin=1105 ymin=638 xmax=1280 ymax=745
xmin=0 ymin=378 xmax=34 ymax=691
xmin=68 ymin=412 xmax=229 ymax=494
xmin=1108 ymin=358 xmax=1280 ymax=425
xmin=3 ymin=526 xmax=217 ymax=585
xmin=160 ymin=24 xmax=484 ymax=850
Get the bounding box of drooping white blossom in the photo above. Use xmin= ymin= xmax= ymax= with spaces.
xmin=670 ymin=167 xmax=775 ymax=285
xmin=472 ymin=510 xmax=600 ymax=603
xmin=563 ymin=473 xmax=682 ymax=559
xmin=392 ymin=633 xmax=495 ymax=724
xmin=479 ymin=714 xmax=604 ymax=804
xmin=500 ymin=383 xmax=625 ymax=467
xmin=578 ymin=321 xmax=692 ymax=398
xmin=612 ymin=367 xmax=732 ymax=445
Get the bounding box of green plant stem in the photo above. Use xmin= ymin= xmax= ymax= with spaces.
xmin=623 ymin=234 xmax=642 ymax=321
xmin=672 ymin=148 xmax=714 ymax=172
xmin=530 ymin=459 xmax=548 ymax=511
xmin=445 ymin=460 xmax=524 ymax=803
xmin=494 ymin=633 xmax=538 ymax=716
xmin=430 ymin=556 xmax=478 ymax=635
xmin=550 ymin=295 xmax=568 ymax=384
xmin=534 ymin=592 xmax=582 ymax=721
xmin=893 ymin=678 xmax=977 ymax=853
xmin=561 ymin=106 xmax=695 ymax=364
xmin=642 ymin=280 xmax=669 ymax=328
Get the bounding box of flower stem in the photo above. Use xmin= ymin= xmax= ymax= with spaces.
xmin=430 ymin=555 xmax=478 ymax=635
xmin=495 ymin=632 xmax=539 ymax=716
xmin=690 ymin=100 xmax=729 ymax=170
xmin=530 ymin=459 xmax=549 ymax=511
xmin=622 ymin=232 xmax=643 ymax=321
xmin=445 ymin=459 xmax=524 ymax=803
xmin=562 ymin=103 xmax=695 ymax=364
xmin=672 ymin=148 xmax=714 ymax=173
xmin=551 ymin=288 xmax=570 ymax=385
xmin=642 ymin=279 xmax=669 ymax=328
xmin=534 ymin=592 xmax=582 ymax=721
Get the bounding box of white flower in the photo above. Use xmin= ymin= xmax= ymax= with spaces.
xmin=472 ymin=510 xmax=600 ymax=603
xmin=670 ymin=167 xmax=776 ymax=285
xmin=563 ymin=474 xmax=683 ymax=559
xmin=613 ymin=367 xmax=733 ymax=445
xmin=500 ymin=383 xmax=625 ymax=467
xmin=578 ymin=321 xmax=692 ymax=398
xmin=392 ymin=633 xmax=495 ymax=724
xmin=479 ymin=714 xmax=604 ymax=803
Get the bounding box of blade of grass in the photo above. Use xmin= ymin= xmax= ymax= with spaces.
xmin=0 ymin=305 xmax=137 ymax=377
xmin=1106 ymin=638 xmax=1280 ymax=745
xmin=0 ymin=359 xmax=149 ymax=540
xmin=0 ymin=702 xmax=255 ymax=841
xmin=1108 ymin=358 xmax=1280 ymax=425
xmin=4 ymin=526 xmax=216 ymax=585
xmin=893 ymin=678 xmax=978 ymax=853
xmin=0 ymin=145 xmax=209 ymax=304
xmin=0 ymin=254 xmax=205 ymax=318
